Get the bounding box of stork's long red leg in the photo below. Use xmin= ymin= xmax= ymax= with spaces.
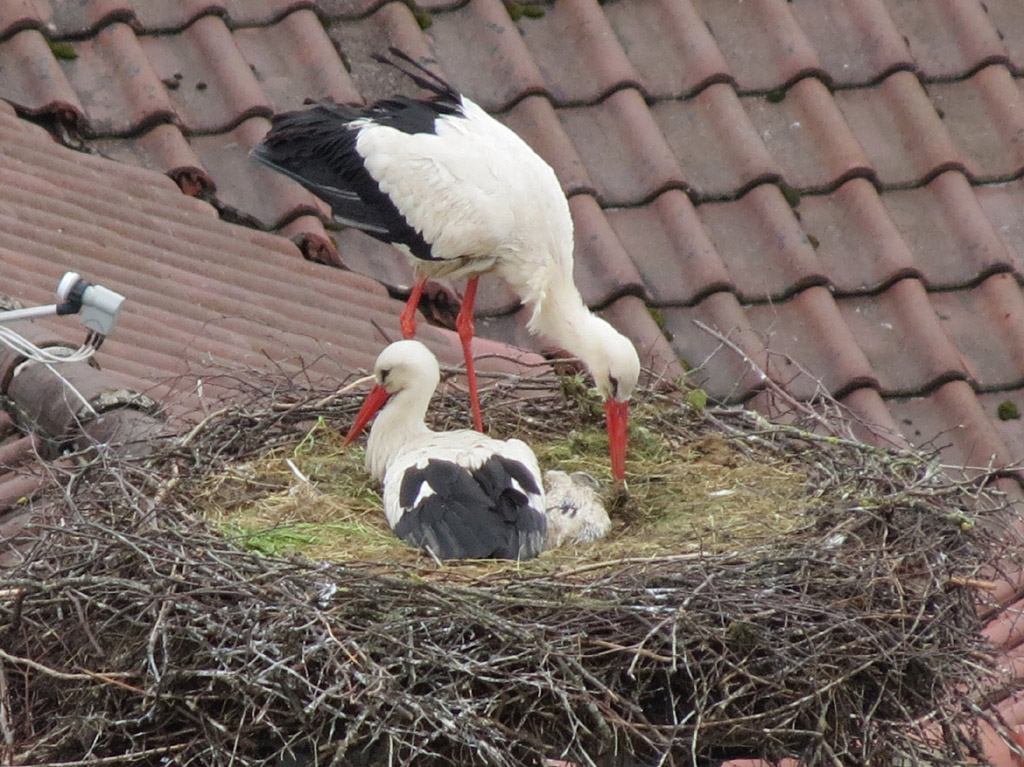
xmin=456 ymin=276 xmax=484 ymax=433
xmin=400 ymin=275 xmax=428 ymax=339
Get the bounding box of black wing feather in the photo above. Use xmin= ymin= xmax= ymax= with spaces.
xmin=394 ymin=457 xmax=546 ymax=561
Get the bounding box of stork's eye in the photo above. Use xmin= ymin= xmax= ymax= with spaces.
xmin=379 ymin=368 xmax=391 ymax=383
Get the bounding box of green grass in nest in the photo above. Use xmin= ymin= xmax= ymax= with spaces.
xmin=200 ymin=394 xmax=815 ymax=568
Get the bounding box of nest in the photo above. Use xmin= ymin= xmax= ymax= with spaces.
xmin=0 ymin=367 xmax=1019 ymax=766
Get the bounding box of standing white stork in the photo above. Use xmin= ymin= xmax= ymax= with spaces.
xmin=253 ymin=49 xmax=640 ymax=482
xmin=344 ymin=340 xmax=547 ymax=561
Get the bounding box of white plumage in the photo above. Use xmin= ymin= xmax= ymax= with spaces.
xmin=344 ymin=340 xmax=547 ymax=562
xmin=254 ymin=49 xmax=640 ymax=480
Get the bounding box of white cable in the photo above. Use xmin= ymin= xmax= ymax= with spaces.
xmin=0 ymin=325 xmax=96 ymax=364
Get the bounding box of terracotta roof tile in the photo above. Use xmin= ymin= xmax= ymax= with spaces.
xmin=424 ymin=0 xmax=548 ymax=111
xmin=691 ymin=0 xmax=823 ymax=93
xmin=661 ymin=292 xmax=770 ymax=403
xmin=650 ymin=82 xmax=779 ymax=200
xmin=61 ymin=22 xmax=177 ymax=136
xmin=93 ymin=123 xmax=214 ymax=196
xmin=837 ymin=386 xmax=907 ymax=447
xmin=131 ymin=0 xmax=227 ymax=34
xmin=983 ymin=0 xmax=1024 ymax=75
xmin=234 ymin=9 xmax=359 ymax=111
xmin=557 ymin=88 xmax=685 ymax=206
xmin=880 ymin=170 xmax=1014 ymax=288
xmin=835 ymin=278 xmax=968 ymax=395
xmin=797 ymin=178 xmax=919 ymax=295
xmin=188 ymin=115 xmax=327 ymax=227
xmin=508 ymin=0 xmax=639 ymax=106
xmin=138 ymin=15 xmax=272 ymax=134
xmin=567 ymin=194 xmax=645 ymax=307
xmin=744 ymin=285 xmax=877 ymax=399
xmin=326 ymin=3 xmax=434 ymax=104
xmin=697 ymin=184 xmax=825 ymax=302
xmin=315 ymin=0 xmax=388 ymax=18
xmin=976 ymin=178 xmax=1024 ymax=276
xmin=497 ymin=95 xmax=594 ymax=198
xmin=742 ymin=76 xmax=873 ymax=192
xmin=925 ymin=64 xmax=1024 ymax=182
xmin=979 ymin=392 xmax=1024 ymax=468
xmin=605 ymin=189 xmax=731 ymax=306
xmin=0 ymin=28 xmax=86 ymax=126
xmin=834 ymin=70 xmax=964 ymax=187
xmin=880 ymin=0 xmax=1007 ymax=79
xmin=787 ymin=0 xmax=912 ymax=86
xmin=46 ymin=0 xmax=135 ymax=38
xmin=886 ymin=380 xmax=1015 ymax=472
xmin=222 ymin=0 xmax=317 ymax=27
xmin=603 ymin=0 xmax=731 ymax=99
xmin=0 ymin=0 xmax=49 ymax=39
xmin=929 ymin=273 xmax=1024 ymax=390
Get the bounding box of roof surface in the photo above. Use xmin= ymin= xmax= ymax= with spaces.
xmin=4 ymin=0 xmax=1024 ymax=760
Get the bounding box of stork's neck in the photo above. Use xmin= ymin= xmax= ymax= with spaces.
xmin=526 ymin=265 xmax=601 ymax=361
xmin=365 ymin=389 xmax=432 ymax=480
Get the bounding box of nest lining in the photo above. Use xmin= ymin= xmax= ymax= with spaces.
xmin=0 ymin=369 xmax=1018 ymax=766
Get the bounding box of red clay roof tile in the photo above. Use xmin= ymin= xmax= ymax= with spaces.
xmin=661 ymin=292 xmax=771 ymax=403
xmin=691 ymin=0 xmax=823 ymax=93
xmin=925 ymin=64 xmax=1024 ymax=181
xmin=697 ymin=184 xmax=825 ymax=302
xmin=787 ymin=0 xmax=912 ymax=86
xmin=605 ymin=189 xmax=732 ymax=306
xmin=797 ymin=178 xmax=919 ymax=294
xmin=983 ymin=0 xmax=1024 ymax=75
xmin=47 ymin=0 xmax=135 ymax=38
xmin=0 ymin=0 xmax=49 ymax=39
xmin=567 ymin=194 xmax=646 ymax=308
xmin=234 ymin=9 xmax=359 ymax=112
xmin=497 ymin=95 xmax=594 ymax=198
xmin=979 ymin=392 xmax=1024 ymax=469
xmin=93 ymin=123 xmax=215 ymax=196
xmin=63 ymin=22 xmax=176 ymax=136
xmin=425 ymin=0 xmax=547 ymax=111
xmin=977 ymin=178 xmax=1024 ymax=276
xmin=837 ymin=385 xmax=907 ymax=447
xmin=557 ymin=88 xmax=685 ymax=206
xmin=742 ymin=76 xmax=872 ymax=193
xmin=315 ymin=0 xmax=389 ymax=18
xmin=131 ymin=0 xmax=227 ymax=34
xmin=744 ymin=285 xmax=877 ymax=399
xmin=599 ymin=295 xmax=686 ymax=385
xmin=603 ymin=0 xmax=731 ymax=99
xmin=138 ymin=15 xmax=272 ymax=133
xmin=929 ymin=273 xmax=1024 ymax=390
xmin=835 ymin=278 xmax=968 ymax=395
xmin=326 ymin=3 xmax=433 ymax=104
xmin=881 ymin=0 xmax=1007 ymax=79
xmin=508 ymin=0 xmax=640 ymax=106
xmin=834 ymin=70 xmax=964 ymax=186
xmin=0 ymin=29 xmax=86 ymax=126
xmin=880 ymin=170 xmax=1014 ymax=288
xmin=886 ymin=379 xmax=1014 ymax=472
xmin=650 ymin=82 xmax=779 ymax=200
xmin=222 ymin=0 xmax=317 ymax=27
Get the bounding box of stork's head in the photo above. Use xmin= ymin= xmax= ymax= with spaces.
xmin=581 ymin=318 xmax=641 ymax=484
xmin=343 ymin=340 xmax=439 ymax=448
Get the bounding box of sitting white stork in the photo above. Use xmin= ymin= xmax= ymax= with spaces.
xmin=253 ymin=49 xmax=640 ymax=482
xmin=344 ymin=340 xmax=547 ymax=561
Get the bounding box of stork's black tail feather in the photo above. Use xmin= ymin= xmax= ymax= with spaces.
xmin=372 ymin=47 xmax=460 ymax=107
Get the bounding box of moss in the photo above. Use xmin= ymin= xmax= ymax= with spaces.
xmin=47 ymin=40 xmax=77 ymax=60
xmin=997 ymin=400 xmax=1020 ymax=420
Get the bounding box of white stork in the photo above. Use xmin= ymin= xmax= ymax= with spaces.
xmin=344 ymin=339 xmax=547 ymax=561
xmin=253 ymin=49 xmax=640 ymax=482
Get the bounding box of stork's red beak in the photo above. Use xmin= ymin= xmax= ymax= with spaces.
xmin=604 ymin=398 xmax=629 ymax=483
xmin=343 ymin=384 xmax=391 ymax=446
